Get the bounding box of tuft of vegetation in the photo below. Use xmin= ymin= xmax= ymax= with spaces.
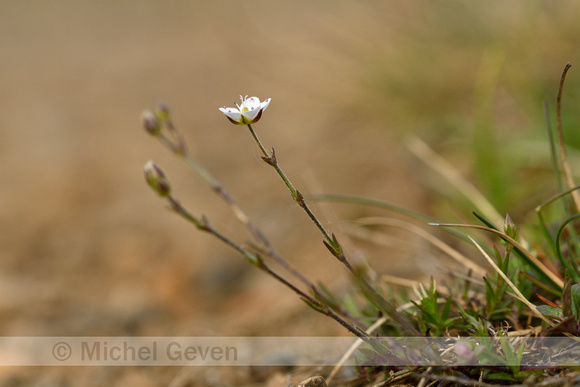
xmin=142 ymin=65 xmax=580 ymax=385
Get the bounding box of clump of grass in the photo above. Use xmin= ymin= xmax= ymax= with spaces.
xmin=142 ymin=66 xmax=580 ymax=385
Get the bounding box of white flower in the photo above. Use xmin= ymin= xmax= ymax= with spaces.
xmin=219 ymin=95 xmax=271 ymax=125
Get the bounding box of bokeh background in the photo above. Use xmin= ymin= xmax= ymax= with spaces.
xmin=2 ymin=1 xmax=580 ymax=385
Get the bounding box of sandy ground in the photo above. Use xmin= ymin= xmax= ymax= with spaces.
xmin=3 ymin=2 xmax=580 ymax=385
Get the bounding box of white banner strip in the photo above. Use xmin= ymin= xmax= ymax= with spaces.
xmin=0 ymin=337 xmax=578 ymax=366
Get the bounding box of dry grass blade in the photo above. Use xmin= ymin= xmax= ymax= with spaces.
xmin=430 ymin=222 xmax=564 ymax=289
xmin=468 ymin=236 xmax=554 ymax=326
xmin=350 ymin=217 xmax=488 ymax=276
xmin=381 ymin=274 xmax=421 ymax=289
xmin=326 ymin=300 xmax=419 ymax=384
xmin=506 ymin=326 xmax=542 ymax=337
xmin=325 ymin=316 xmax=388 ymax=384
xmin=406 ymin=135 xmax=504 ymax=229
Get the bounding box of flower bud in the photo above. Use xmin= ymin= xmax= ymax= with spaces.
xmin=144 ymin=160 xmax=171 ymax=197
xmin=141 ymin=110 xmax=162 ymax=136
xmin=503 ymin=213 xmax=519 ymax=239
xmin=156 ymin=101 xmax=171 ymax=121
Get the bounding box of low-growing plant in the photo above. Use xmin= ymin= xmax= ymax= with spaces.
xmin=142 ymin=65 xmax=580 ymax=385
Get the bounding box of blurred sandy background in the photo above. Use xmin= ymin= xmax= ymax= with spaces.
xmin=2 ymin=1 xmax=580 ymax=385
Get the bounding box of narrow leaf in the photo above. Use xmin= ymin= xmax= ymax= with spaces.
xmin=570 ymin=284 xmax=580 ymax=321
xmin=536 ymin=305 xmax=563 ymax=319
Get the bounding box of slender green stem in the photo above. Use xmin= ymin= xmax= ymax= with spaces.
xmin=163 ymin=115 xmax=188 ymax=156
xmin=149 ymin=107 xmax=420 ymax=342
xmin=166 ymin=195 xmax=204 ymax=228
xmin=244 ymin=124 xmax=422 ymax=335
xmin=262 ymin=263 xmax=379 ymax=344
xmin=554 ymin=214 xmax=580 ymax=283
xmin=537 ymin=210 xmax=557 ymax=255
xmin=298 ymin=192 xmax=336 ymax=247
xmin=157 ymin=126 xmax=319 ymax=292
xmin=311 ymin=193 xmax=472 ymax=243
xmin=544 ymin=101 xmax=563 ymax=193
xmin=167 ymin=195 xmax=258 ymax=264
xmin=247 ymin=124 xmax=270 ymax=159
xmin=555 ymin=63 xmax=580 ymax=212
xmin=154 ymin=109 xmax=420 ymax=335
xmin=166 ymin=194 xmax=387 ymax=345
xmin=311 ymin=193 xmax=436 ymax=223
xmin=246 ymin=124 xmax=335 ymax=245
xmin=247 ymin=124 xmax=298 ymax=198
xmin=535 ymin=185 xmax=580 ymax=216
xmin=156 ymin=115 xmax=393 ymax=335
xmin=535 ymin=184 xmax=580 ymax=257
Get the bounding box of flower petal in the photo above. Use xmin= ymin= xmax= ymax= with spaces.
xmin=260 ymin=98 xmax=271 ymax=111
xmin=219 ymin=107 xmax=242 ymax=123
xmin=219 ymin=97 xmax=271 ymax=125
xmin=219 ymin=106 xmax=240 ymax=114
xmin=242 ymin=107 xmax=261 ymax=121
xmin=243 ymin=96 xmax=262 ymax=110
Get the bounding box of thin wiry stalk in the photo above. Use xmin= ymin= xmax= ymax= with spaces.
xmin=554 ymin=214 xmax=580 ymax=283
xmin=555 ymin=63 xmax=580 ymax=212
xmin=148 ymin=108 xmax=419 ymax=356
xmin=535 ymin=184 xmax=580 ymax=257
xmin=246 ymin=123 xmax=336 ymax=248
xmin=430 ymin=222 xmax=564 ymax=289
xmin=153 ymin=116 xmax=317 ymax=293
xmin=468 ymin=236 xmax=554 ymax=326
xmin=381 ymin=274 xmax=422 ymax=289
xmin=406 ymin=135 xmax=504 ymax=230
xmin=535 ymin=184 xmax=580 ymax=212
xmin=327 ymin=299 xmax=424 ymax=385
xmin=544 ymin=101 xmax=563 ymax=193
xmin=310 ymin=193 xmax=471 ymax=242
xmin=311 ymin=193 xmax=438 ymax=223
xmin=245 ymin=123 xmax=421 ymax=335
xmin=166 ymin=194 xmax=379 ymax=343
xmin=166 ymin=195 xmax=259 ymax=265
xmin=351 ymin=216 xmax=488 ymax=276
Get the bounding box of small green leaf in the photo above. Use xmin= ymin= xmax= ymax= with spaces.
xmin=473 ymin=212 xmax=497 ymax=229
xmin=483 ymin=276 xmax=496 ymax=312
xmin=562 ymin=278 xmax=573 ymax=317
xmin=502 ymin=252 xmax=511 ymax=274
xmin=322 ymin=240 xmax=340 ymax=258
xmin=300 ymin=297 xmax=326 ymax=313
xmin=536 ymin=305 xmax=563 ymax=319
xmin=487 ymin=372 xmax=515 ymax=381
xmin=442 ymin=296 xmax=452 ymax=320
xmin=570 ymin=284 xmax=580 ymax=321
xmin=493 ymin=246 xmax=503 ymax=267
xmin=244 ymin=252 xmax=261 ymax=266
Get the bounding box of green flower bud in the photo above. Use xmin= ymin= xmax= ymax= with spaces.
xmin=503 ymin=213 xmax=519 ymax=239
xmin=156 ymin=101 xmax=171 ymax=122
xmin=144 ymin=160 xmax=171 ymax=197
xmin=142 ymin=110 xmax=162 ymax=136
